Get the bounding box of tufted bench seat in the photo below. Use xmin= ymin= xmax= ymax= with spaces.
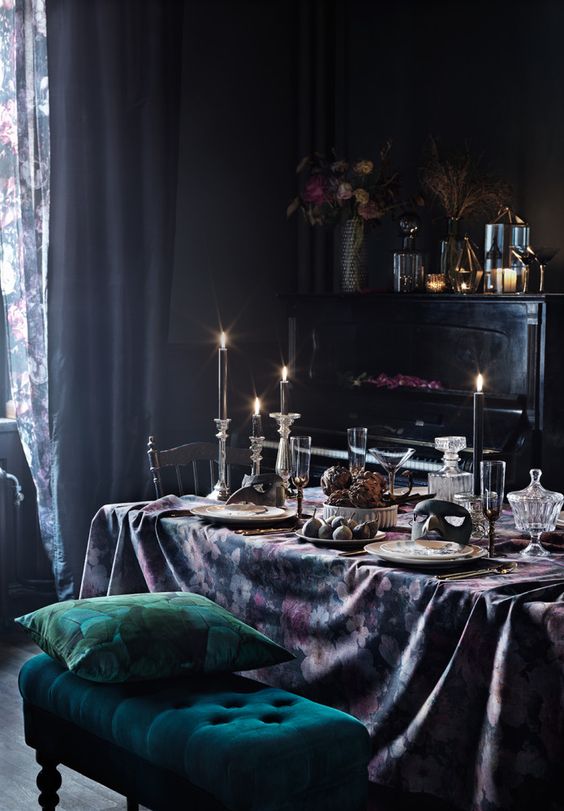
xmin=20 ymin=653 xmax=370 ymax=811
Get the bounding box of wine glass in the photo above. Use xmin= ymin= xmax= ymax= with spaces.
xmin=507 ymin=469 xmax=564 ymax=558
xmin=290 ymin=436 xmax=311 ymax=518
xmin=347 ymin=427 xmax=367 ymax=476
xmin=481 ymin=460 xmax=506 ymax=557
xmin=369 ymin=445 xmax=415 ymax=501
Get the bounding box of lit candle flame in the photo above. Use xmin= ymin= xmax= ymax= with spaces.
xmin=254 ymin=397 xmax=260 ymax=415
xmin=282 ymin=365 xmax=288 ymax=382
xmin=477 ymin=373 xmax=483 ymax=392
xmin=220 ymin=331 xmax=226 ymax=349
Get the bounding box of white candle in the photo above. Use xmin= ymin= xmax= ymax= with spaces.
xmin=280 ymin=366 xmax=289 ymax=414
xmin=251 ymin=397 xmax=262 ymax=437
xmin=218 ymin=332 xmax=227 ymax=420
xmin=503 ymin=269 xmax=517 ymax=293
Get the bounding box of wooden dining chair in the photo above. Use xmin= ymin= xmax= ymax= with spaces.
xmin=147 ymin=436 xmax=257 ymax=498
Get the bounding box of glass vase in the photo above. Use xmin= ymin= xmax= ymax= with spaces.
xmin=439 ymin=218 xmax=462 ymax=291
xmin=340 ymin=217 xmax=367 ymax=292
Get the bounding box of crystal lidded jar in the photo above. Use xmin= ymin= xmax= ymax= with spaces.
xmin=507 ymin=469 xmax=564 ymax=557
xmin=428 ymin=436 xmax=473 ymax=502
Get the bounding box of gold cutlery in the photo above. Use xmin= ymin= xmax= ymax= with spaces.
xmin=436 ymin=562 xmax=517 ymax=581
xmin=338 ymin=548 xmax=369 ymax=557
xmin=235 ymin=527 xmax=297 ymax=536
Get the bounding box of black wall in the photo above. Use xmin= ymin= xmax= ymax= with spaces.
xmin=162 ymin=0 xmax=564 ymax=449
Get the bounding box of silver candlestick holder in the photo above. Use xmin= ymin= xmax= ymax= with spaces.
xmin=209 ymin=417 xmax=231 ymax=501
xmin=249 ymin=435 xmax=265 ymax=476
xmin=269 ymin=412 xmax=301 ymax=497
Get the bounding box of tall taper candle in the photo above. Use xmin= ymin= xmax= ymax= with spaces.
xmin=473 ymin=373 xmax=484 ymax=496
xmin=280 ymin=366 xmax=289 ymax=415
xmin=251 ymin=397 xmax=262 ymax=437
xmin=218 ymin=332 xmax=228 ymax=420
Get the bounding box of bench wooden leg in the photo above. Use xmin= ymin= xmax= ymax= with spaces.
xmin=36 ymin=751 xmax=62 ymax=810
xmin=126 ymin=800 xmax=139 ymax=811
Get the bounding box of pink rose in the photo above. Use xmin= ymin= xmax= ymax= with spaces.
xmin=303 ymin=175 xmax=329 ymax=205
xmin=337 ymin=182 xmax=353 ymax=200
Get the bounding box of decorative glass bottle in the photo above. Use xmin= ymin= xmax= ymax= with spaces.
xmin=439 ymin=218 xmax=462 ymax=291
xmin=392 ymin=213 xmax=424 ymax=293
xmin=428 ymin=436 xmax=473 ymax=502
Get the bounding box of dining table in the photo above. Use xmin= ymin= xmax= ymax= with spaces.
xmin=80 ymin=488 xmax=564 ymax=811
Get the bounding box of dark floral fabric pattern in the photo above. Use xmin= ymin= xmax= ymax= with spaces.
xmin=0 ymin=2 xmax=63 ymax=591
xmin=80 ymin=490 xmax=564 ymax=811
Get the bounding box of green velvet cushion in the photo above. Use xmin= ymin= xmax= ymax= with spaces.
xmin=15 ymin=592 xmax=293 ymax=683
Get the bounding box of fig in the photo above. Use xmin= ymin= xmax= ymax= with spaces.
xmin=317 ymin=522 xmax=333 ymax=540
xmin=353 ymin=522 xmax=373 ymax=541
xmin=333 ymin=525 xmax=353 ymax=541
xmin=330 ymin=516 xmax=346 ymax=528
xmin=347 ymin=518 xmax=358 ymax=530
xmin=302 ymin=509 xmax=322 ymax=538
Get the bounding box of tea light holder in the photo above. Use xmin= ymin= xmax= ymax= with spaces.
xmin=425 ymin=274 xmax=447 ymax=293
xmin=269 ymin=411 xmax=301 ymax=496
xmin=210 ymin=417 xmax=231 ymax=501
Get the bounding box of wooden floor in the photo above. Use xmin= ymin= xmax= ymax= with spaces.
xmin=1 ymin=591 xmax=458 ymax=811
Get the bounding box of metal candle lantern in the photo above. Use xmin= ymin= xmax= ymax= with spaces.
xmin=484 ymin=209 xmax=530 ymax=294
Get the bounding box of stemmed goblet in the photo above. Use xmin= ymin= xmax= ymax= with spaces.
xmin=370 ymin=445 xmax=415 ymax=502
xmin=532 ymin=246 xmax=559 ymax=293
xmin=290 ymin=436 xmax=311 ymax=519
xmin=481 ymin=460 xmax=506 ymax=557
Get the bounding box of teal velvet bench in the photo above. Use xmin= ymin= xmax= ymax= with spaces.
xmin=20 ymin=653 xmax=371 ymax=811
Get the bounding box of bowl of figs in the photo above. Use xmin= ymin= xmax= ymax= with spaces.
xmin=296 ymin=511 xmax=382 ymax=548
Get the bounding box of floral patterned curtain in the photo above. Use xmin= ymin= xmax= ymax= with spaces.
xmin=0 ymin=0 xmax=70 ymax=597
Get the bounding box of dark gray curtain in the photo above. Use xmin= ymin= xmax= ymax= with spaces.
xmin=47 ymin=0 xmax=183 ymax=597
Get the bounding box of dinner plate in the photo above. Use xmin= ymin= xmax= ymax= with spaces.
xmin=378 ymin=539 xmax=476 ymax=561
xmin=190 ymin=504 xmax=296 ymax=526
xmin=364 ymin=540 xmax=488 ymax=568
xmin=295 ymin=530 xmax=386 ymax=549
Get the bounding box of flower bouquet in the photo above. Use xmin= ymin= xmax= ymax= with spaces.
xmin=287 ymin=143 xmax=400 ymax=291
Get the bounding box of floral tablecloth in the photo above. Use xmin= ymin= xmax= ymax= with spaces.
xmin=80 ymin=490 xmax=564 ymax=811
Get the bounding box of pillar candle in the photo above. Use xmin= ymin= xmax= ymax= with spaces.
xmin=218 ymin=332 xmax=227 ymax=420
xmin=473 ymin=373 xmax=484 ymax=496
xmin=280 ymin=366 xmax=289 ymax=415
xmin=251 ymin=397 xmax=262 ymax=437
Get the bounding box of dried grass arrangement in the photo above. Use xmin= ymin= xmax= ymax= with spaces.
xmin=420 ymin=138 xmax=511 ymax=221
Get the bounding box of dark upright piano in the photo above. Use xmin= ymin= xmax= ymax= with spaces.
xmin=278 ymin=292 xmax=564 ymax=492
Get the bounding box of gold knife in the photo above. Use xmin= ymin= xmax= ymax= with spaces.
xmin=437 ymin=562 xmax=517 ymax=581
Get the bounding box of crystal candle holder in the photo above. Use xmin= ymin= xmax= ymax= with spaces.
xmin=269 ymin=412 xmax=301 ymax=500
xmin=249 ymin=434 xmax=265 ymax=476
xmin=209 ymin=417 xmax=231 ymax=501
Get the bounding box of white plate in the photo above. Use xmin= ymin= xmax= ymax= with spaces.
xmin=364 ymin=540 xmax=488 ymax=568
xmin=378 ymin=539 xmax=476 ymax=561
xmin=191 ymin=504 xmax=295 ymax=526
xmin=295 ymin=530 xmax=386 ymax=549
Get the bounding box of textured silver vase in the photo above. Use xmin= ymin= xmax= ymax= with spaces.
xmin=340 ymin=218 xmax=367 ymax=292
